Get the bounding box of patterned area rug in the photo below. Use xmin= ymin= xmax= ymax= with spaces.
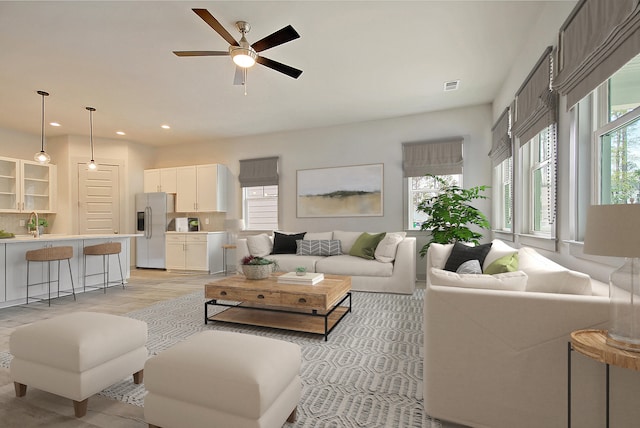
xmin=1 ymin=289 xmax=442 ymax=428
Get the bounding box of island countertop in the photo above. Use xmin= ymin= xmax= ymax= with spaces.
xmin=0 ymin=233 xmax=142 ymax=244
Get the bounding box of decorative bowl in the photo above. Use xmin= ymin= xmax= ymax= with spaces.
xmin=242 ymin=264 xmax=272 ymax=280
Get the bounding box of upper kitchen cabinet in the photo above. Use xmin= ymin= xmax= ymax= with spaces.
xmin=143 ymin=167 xmax=177 ymax=193
xmin=0 ymin=157 xmax=56 ymax=213
xmin=175 ymin=164 xmax=228 ymax=213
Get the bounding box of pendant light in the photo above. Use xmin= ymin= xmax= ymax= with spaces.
xmin=34 ymin=90 xmax=51 ymax=164
xmin=86 ymin=107 xmax=98 ymax=171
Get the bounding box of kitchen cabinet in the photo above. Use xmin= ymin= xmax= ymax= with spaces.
xmin=143 ymin=167 xmax=177 ymax=193
xmin=165 ymin=232 xmax=225 ymax=273
xmin=175 ymin=164 xmax=227 ymax=213
xmin=0 ymin=156 xmax=56 ymax=213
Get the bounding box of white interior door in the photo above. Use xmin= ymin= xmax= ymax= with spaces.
xmin=78 ymin=164 xmax=120 ymax=234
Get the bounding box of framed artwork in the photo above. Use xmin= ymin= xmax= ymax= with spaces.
xmin=297 ymin=163 xmax=383 ymax=217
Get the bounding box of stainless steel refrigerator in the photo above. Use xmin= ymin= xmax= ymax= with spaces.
xmin=136 ymin=192 xmax=174 ymax=269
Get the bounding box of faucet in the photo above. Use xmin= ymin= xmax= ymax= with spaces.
xmin=28 ymin=211 xmax=39 ymax=238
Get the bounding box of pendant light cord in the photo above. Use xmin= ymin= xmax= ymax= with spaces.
xmin=86 ymin=106 xmax=96 ymax=161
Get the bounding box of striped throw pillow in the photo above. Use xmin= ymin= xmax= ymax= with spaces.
xmin=296 ymin=240 xmax=342 ymax=256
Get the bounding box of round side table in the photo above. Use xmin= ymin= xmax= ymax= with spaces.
xmin=568 ymin=329 xmax=640 ymax=428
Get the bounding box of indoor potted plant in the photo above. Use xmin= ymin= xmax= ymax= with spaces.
xmin=241 ymin=255 xmax=277 ymax=280
xmin=27 ymin=217 xmax=48 ymax=236
xmin=417 ymin=174 xmax=490 ymax=258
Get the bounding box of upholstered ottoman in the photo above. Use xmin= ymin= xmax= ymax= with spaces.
xmin=144 ymin=331 xmax=302 ymax=428
xmin=10 ymin=311 xmax=148 ymax=417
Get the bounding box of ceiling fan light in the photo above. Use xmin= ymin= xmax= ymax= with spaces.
xmin=230 ymin=46 xmax=257 ymax=68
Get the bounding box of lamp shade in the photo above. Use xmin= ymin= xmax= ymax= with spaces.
xmin=224 ymin=219 xmax=245 ymax=231
xmin=583 ymin=204 xmax=640 ymax=258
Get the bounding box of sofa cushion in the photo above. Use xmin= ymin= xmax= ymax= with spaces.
xmin=428 ymin=243 xmax=454 ymax=270
xmin=268 ymin=254 xmax=322 ymax=273
xmin=456 ymin=259 xmax=482 ymax=274
xmin=430 ymin=268 xmax=528 ymax=291
xmin=272 ymin=231 xmax=306 ymax=254
xmin=484 ymin=253 xmax=519 ymax=275
xmin=296 ymin=239 xmax=342 ymax=256
xmin=316 ymin=255 xmax=393 ymax=277
xmin=246 ymin=233 xmax=273 ymax=257
xmin=304 ymin=232 xmax=333 ymax=240
xmin=333 ymin=230 xmax=365 ymax=253
xmin=518 ymin=247 xmax=592 ymax=295
xmin=444 ymin=242 xmax=492 ymax=272
xmin=483 ymin=239 xmax=518 ymax=270
xmin=350 ymin=232 xmax=386 ymax=260
xmin=374 ymin=232 xmax=405 ymax=263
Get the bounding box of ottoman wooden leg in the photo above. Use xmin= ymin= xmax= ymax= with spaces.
xmin=73 ymin=398 xmax=89 ymax=417
xmin=287 ymin=407 xmax=297 ymax=423
xmin=133 ymin=369 xmax=144 ymax=384
xmin=14 ymin=382 xmax=27 ymax=397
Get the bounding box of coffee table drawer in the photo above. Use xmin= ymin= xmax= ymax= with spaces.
xmin=210 ymin=287 xmax=281 ymax=305
xmin=280 ymin=293 xmax=326 ymax=310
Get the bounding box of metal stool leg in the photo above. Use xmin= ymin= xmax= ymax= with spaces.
xmin=26 ymin=260 xmax=30 ymax=305
xmin=46 ymin=260 xmax=51 ymax=307
xmin=102 ymin=254 xmax=108 ymax=293
xmin=67 ymin=258 xmax=76 ymax=301
xmin=117 ymin=253 xmax=124 ymax=288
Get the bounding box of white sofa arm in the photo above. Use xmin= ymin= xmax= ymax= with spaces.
xmin=424 ymin=284 xmax=626 ymax=428
xmin=235 ymin=238 xmax=250 ymax=273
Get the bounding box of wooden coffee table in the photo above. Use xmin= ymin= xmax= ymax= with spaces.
xmin=204 ymin=273 xmax=351 ymax=341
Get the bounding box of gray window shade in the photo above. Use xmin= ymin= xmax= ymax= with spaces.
xmin=488 ymin=106 xmax=512 ymax=167
xmin=554 ymin=0 xmax=640 ymax=109
xmin=512 ymin=47 xmax=558 ymax=145
xmin=239 ymin=157 xmax=279 ymax=187
xmin=402 ymin=137 xmax=463 ymax=177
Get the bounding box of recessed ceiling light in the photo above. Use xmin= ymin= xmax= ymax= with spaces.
xmin=161 ymin=124 xmax=171 ymax=129
xmin=116 ymin=131 xmax=126 ymax=136
xmin=49 ymin=122 xmax=61 ymax=127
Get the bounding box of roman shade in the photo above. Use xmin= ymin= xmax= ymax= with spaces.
xmin=512 ymin=47 xmax=557 ymax=145
xmin=488 ymin=106 xmax=512 ymax=166
xmin=554 ymin=0 xmax=640 ymax=109
xmin=238 ymin=156 xmax=279 ymax=187
xmin=402 ymin=137 xmax=463 ymax=177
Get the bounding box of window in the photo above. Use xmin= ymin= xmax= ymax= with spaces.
xmin=520 ymin=125 xmax=556 ymax=236
xmin=570 ymin=53 xmax=640 ymax=240
xmin=243 ymin=185 xmax=278 ymax=231
xmin=407 ymin=174 xmax=461 ymax=230
xmin=493 ymin=157 xmax=512 ymax=231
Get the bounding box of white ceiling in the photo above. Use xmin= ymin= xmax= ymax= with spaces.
xmin=0 ymin=1 xmax=574 ymax=147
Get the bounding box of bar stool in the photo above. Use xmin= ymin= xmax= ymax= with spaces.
xmin=25 ymin=246 xmax=76 ymax=307
xmin=83 ymin=242 xmax=124 ymax=293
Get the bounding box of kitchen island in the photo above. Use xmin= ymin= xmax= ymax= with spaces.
xmin=0 ymin=234 xmax=140 ymax=309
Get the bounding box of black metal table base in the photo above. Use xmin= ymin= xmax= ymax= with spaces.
xmin=205 ymin=292 xmax=352 ymax=341
xmin=568 ymin=342 xmax=610 ymax=428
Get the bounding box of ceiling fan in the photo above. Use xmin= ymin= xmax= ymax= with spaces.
xmin=173 ymin=8 xmax=302 ymax=86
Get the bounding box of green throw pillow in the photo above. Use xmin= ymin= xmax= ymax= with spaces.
xmin=349 ymin=232 xmax=386 ymax=260
xmin=484 ymin=252 xmax=519 ymax=274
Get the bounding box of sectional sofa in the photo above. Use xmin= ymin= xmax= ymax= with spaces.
xmin=423 ymin=239 xmax=640 ymax=428
xmin=236 ymin=230 xmax=416 ymax=294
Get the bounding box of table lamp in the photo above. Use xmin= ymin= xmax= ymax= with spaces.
xmin=224 ymin=219 xmax=244 ymax=244
xmin=584 ymin=204 xmax=640 ymax=351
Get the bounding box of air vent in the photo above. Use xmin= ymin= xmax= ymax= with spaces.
xmin=444 ymin=80 xmax=460 ymax=91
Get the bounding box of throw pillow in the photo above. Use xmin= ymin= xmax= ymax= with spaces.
xmin=296 ymin=240 xmax=342 ymax=256
xmin=374 ymin=232 xmax=404 ymax=263
xmin=246 ymin=233 xmax=272 ymax=257
xmin=483 ymin=253 xmax=519 ymax=275
xmin=456 ymin=259 xmax=482 ymax=274
xmin=272 ymin=231 xmax=306 ymax=254
xmin=430 ymin=268 xmax=528 ymax=291
xmin=349 ymin=232 xmax=387 ymax=260
xmin=333 ymin=230 xmax=365 ymax=253
xmin=482 ymin=239 xmax=518 ymax=270
xmin=444 ymin=242 xmax=493 ymax=272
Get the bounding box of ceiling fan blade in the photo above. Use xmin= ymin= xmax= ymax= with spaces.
xmin=256 ymin=56 xmax=303 ymax=79
xmin=233 ymin=67 xmax=244 ymax=85
xmin=251 ymin=25 xmax=300 ymax=52
xmin=173 ymin=51 xmax=229 ymax=57
xmin=192 ymin=8 xmax=239 ymax=47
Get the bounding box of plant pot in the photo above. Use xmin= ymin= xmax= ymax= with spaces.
xmin=242 ymin=264 xmax=272 ymax=280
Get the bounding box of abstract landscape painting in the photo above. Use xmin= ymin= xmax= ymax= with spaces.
xmin=297 ymin=163 xmax=383 ymax=217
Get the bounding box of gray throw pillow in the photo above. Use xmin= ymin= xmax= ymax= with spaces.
xmin=296 ymin=240 xmax=342 ymax=256
xmin=456 ymin=259 xmax=482 ymax=274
